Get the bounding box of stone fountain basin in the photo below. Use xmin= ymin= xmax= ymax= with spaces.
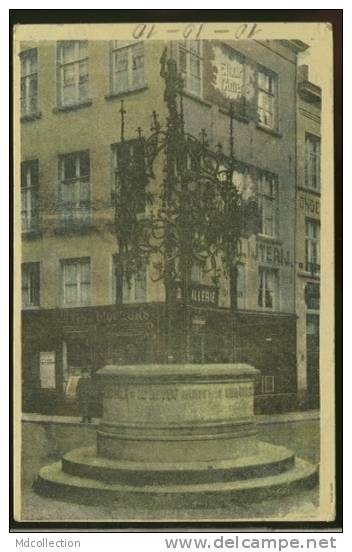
xmin=35 ymin=364 xmax=318 ymax=505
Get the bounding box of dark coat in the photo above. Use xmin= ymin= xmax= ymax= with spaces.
xmin=76 ymin=375 xmax=94 ymax=404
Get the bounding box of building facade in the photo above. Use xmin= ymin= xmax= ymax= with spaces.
xmin=295 ymin=65 xmax=321 ymax=409
xmin=20 ymin=38 xmax=308 ymax=415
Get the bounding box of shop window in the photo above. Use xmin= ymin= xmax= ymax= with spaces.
xmin=261 ymin=375 xmax=275 ymax=394
xmin=20 ymin=48 xmax=38 ymax=117
xmin=21 ymin=159 xmax=39 ymax=232
xmin=58 ymin=150 xmax=90 ymax=228
xmin=257 ymin=171 xmax=278 ymax=238
xmin=257 ymin=70 xmax=278 ymax=130
xmin=57 ymin=41 xmax=89 ymax=107
xmin=305 ymin=218 xmax=320 ymax=275
xmin=258 ymin=267 xmax=279 ymax=310
xmin=110 ymin=41 xmax=144 ymax=94
xmin=112 ymin=256 xmax=147 ymax=303
xmin=61 ymin=257 xmax=90 ymax=307
xmin=178 ymin=40 xmax=203 ymax=98
xmin=22 ymin=262 xmax=40 ymax=308
xmin=305 ymin=134 xmax=321 ymax=192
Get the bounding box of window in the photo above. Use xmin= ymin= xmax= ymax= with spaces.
xmin=191 ymin=262 xmax=206 ymax=283
xmin=257 ymin=171 xmax=278 ymax=237
xmin=110 ymin=41 xmax=144 ymax=94
xmin=57 ymin=41 xmax=89 ymax=107
xmin=58 ymin=151 xmax=90 ymax=228
xmin=21 ymin=160 xmax=39 ymax=232
xmin=305 ymin=134 xmax=321 ymax=191
xmin=112 ymin=256 xmax=146 ymax=303
xmin=61 ymin=258 xmax=90 ymax=307
xmin=258 ymin=267 xmax=279 ymax=310
xmin=305 ymin=282 xmax=320 ymax=310
xmin=261 ymin=375 xmax=275 ymax=394
xmin=305 ymin=218 xmax=320 ymax=275
xmin=112 ymin=139 xmax=146 ymax=214
xmin=306 ymin=314 xmax=319 ymax=337
xmin=178 ymin=40 xmax=203 ymax=98
xmin=20 ymin=49 xmax=38 ymax=117
xmin=22 ymin=262 xmax=40 ymax=308
xmin=257 ymin=70 xmax=277 ymax=129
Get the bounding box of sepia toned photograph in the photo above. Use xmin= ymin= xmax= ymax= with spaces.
xmin=12 ymin=19 xmax=336 ymax=525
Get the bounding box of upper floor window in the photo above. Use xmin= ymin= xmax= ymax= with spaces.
xmin=178 ymin=40 xmax=203 ymax=98
xmin=57 ymin=41 xmax=89 ymax=107
xmin=111 ymin=139 xmax=146 ymax=214
xmin=305 ymin=218 xmax=320 ymax=275
xmin=22 ymin=262 xmax=40 ymax=308
xmin=21 ymin=159 xmax=39 ymax=233
xmin=61 ymin=257 xmax=90 ymax=307
xmin=257 ymin=171 xmax=278 ymax=238
xmin=20 ymin=49 xmax=38 ymax=118
xmin=191 ymin=261 xmax=206 ymax=283
xmin=305 ymin=134 xmax=321 ymax=192
xmin=258 ymin=267 xmax=279 ymax=310
xmin=58 ymin=151 xmax=90 ymax=228
xmin=257 ymin=70 xmax=277 ymax=130
xmin=112 ymin=256 xmax=147 ymax=303
xmin=110 ymin=41 xmax=144 ymax=95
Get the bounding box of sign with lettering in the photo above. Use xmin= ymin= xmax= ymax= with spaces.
xmin=176 ymin=284 xmax=219 ymax=307
xmin=298 ymin=194 xmax=320 ymax=216
xmin=204 ymin=42 xmax=257 ymax=118
xmin=212 ymin=45 xmax=245 ymax=101
xmin=39 ymin=352 xmax=56 ymax=389
xmin=250 ymin=241 xmax=292 ymax=267
xmin=58 ymin=306 xmax=152 ymax=327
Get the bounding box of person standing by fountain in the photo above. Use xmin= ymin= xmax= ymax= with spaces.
xmin=77 ymin=367 xmax=94 ymax=424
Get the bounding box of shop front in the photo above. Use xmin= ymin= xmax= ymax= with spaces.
xmin=22 ymin=300 xmax=297 ymax=415
xmin=21 ymin=304 xmax=163 ymax=415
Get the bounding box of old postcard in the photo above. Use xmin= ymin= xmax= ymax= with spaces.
xmin=13 ymin=20 xmax=336 ymax=525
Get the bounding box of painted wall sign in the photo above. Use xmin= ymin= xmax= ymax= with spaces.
xmin=251 ymin=241 xmax=292 ymax=266
xmin=39 ymin=351 xmax=56 ymax=389
xmin=212 ymin=45 xmax=245 ymax=101
xmin=204 ymin=42 xmax=257 ymax=118
xmin=298 ymin=195 xmax=320 ymax=216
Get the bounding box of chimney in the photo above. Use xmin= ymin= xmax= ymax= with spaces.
xmin=298 ymin=65 xmax=309 ymax=83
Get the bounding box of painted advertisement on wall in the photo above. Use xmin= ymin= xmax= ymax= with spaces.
xmin=204 ymin=41 xmax=257 ymax=120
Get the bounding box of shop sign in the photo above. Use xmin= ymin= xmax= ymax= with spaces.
xmin=298 ymin=194 xmax=320 ymax=216
xmin=176 ymin=284 xmax=219 ymax=307
xmin=39 ymin=351 xmax=56 ymax=389
xmin=58 ymin=306 xmax=152 ymax=326
xmin=251 ymin=241 xmax=291 ymax=266
xmin=96 ymin=309 xmax=151 ymax=324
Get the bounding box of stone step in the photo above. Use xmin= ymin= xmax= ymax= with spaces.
xmin=61 ymin=442 xmax=295 ymax=485
xmin=35 ymin=455 xmax=318 ymax=507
